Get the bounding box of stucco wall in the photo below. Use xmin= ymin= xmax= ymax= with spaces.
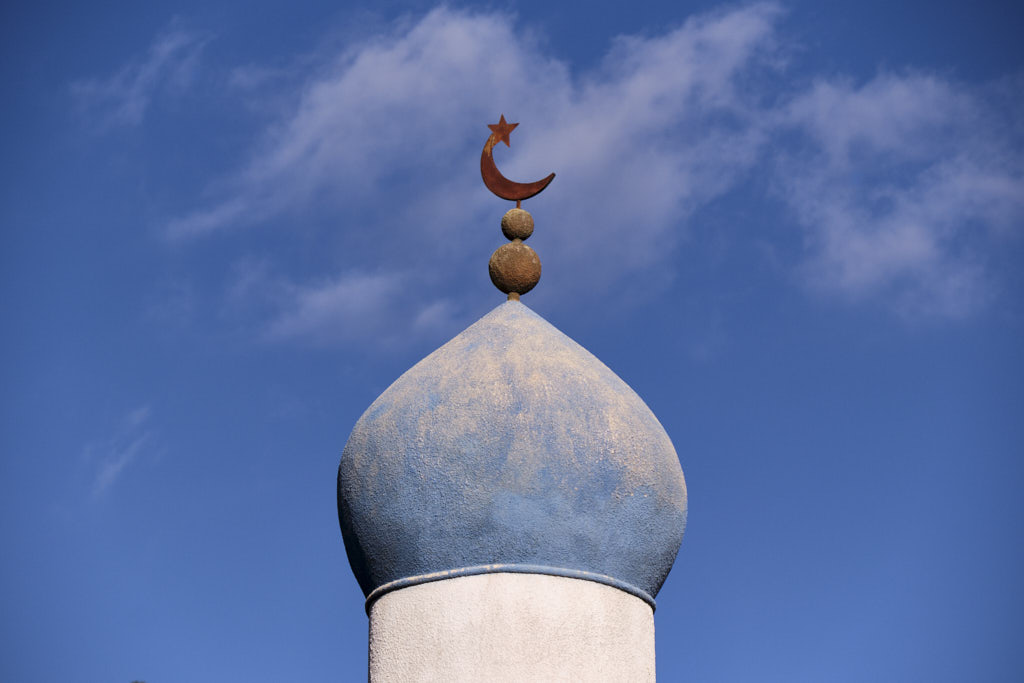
xmin=368 ymin=572 xmax=655 ymax=682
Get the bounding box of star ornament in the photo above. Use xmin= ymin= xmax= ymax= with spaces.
xmin=488 ymin=114 xmax=519 ymax=147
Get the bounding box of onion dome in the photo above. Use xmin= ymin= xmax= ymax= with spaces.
xmin=338 ymin=300 xmax=687 ymax=611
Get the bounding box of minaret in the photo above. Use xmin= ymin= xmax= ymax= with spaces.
xmin=337 ymin=117 xmax=687 ymax=681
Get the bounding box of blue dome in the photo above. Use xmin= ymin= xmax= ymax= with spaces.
xmin=338 ymin=300 xmax=686 ymax=609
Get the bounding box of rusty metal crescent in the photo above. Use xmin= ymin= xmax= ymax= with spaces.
xmin=480 ymin=121 xmax=555 ymax=202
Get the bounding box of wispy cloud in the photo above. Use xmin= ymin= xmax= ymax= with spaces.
xmin=165 ymin=4 xmax=1022 ymax=336
xmin=84 ymin=405 xmax=159 ymax=497
xmin=71 ymin=21 xmax=208 ymax=129
xmin=775 ymin=73 xmax=1024 ymax=317
xmin=223 ymin=258 xmax=459 ymax=347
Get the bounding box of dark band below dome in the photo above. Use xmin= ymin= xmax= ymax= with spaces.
xmin=364 ymin=563 xmax=657 ymax=615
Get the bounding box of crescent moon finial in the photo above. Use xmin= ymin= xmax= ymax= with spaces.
xmin=480 ymin=115 xmax=556 ymax=202
xmin=482 ymin=116 xmax=552 ymax=301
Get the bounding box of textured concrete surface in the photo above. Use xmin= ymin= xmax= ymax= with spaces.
xmin=369 ymin=572 xmax=655 ymax=682
xmin=338 ymin=300 xmax=687 ymax=604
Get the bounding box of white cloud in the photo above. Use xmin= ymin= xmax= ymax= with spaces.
xmin=776 ymin=73 xmax=1024 ymax=316
xmin=265 ymin=272 xmax=405 ymax=344
xmin=165 ymin=3 xmax=1022 ymax=337
xmin=169 ymin=5 xmax=781 ymax=250
xmin=780 ymin=74 xmax=975 ymax=165
xmin=222 ymin=257 xmax=461 ymax=347
xmin=72 ymin=21 xmax=208 ymax=128
xmin=169 ymin=4 xmax=782 ymax=340
xmin=85 ymin=405 xmax=158 ymax=497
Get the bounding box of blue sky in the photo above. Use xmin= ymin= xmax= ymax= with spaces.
xmin=2 ymin=1 xmax=1022 ymax=681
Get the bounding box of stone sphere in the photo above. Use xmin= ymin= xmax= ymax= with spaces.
xmin=489 ymin=241 xmax=541 ymax=295
xmin=501 ymin=208 xmax=534 ymax=240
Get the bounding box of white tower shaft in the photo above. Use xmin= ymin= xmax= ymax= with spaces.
xmin=368 ymin=573 xmax=655 ymax=682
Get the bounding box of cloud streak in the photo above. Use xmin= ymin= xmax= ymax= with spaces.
xmin=85 ymin=405 xmax=158 ymax=497
xmin=71 ymin=21 xmax=208 ymax=129
xmin=160 ymin=4 xmax=1022 ymax=337
xmin=222 ymin=257 xmax=461 ymax=347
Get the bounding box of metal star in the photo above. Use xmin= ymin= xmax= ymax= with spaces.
xmin=487 ymin=114 xmax=518 ymax=147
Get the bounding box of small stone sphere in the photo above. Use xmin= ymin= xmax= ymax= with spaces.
xmin=501 ymin=208 xmax=534 ymax=240
xmin=489 ymin=241 xmax=541 ymax=295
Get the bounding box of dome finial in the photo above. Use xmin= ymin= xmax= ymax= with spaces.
xmin=481 ymin=116 xmax=554 ymax=300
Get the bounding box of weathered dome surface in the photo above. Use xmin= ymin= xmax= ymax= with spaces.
xmin=338 ymin=300 xmax=686 ymax=608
